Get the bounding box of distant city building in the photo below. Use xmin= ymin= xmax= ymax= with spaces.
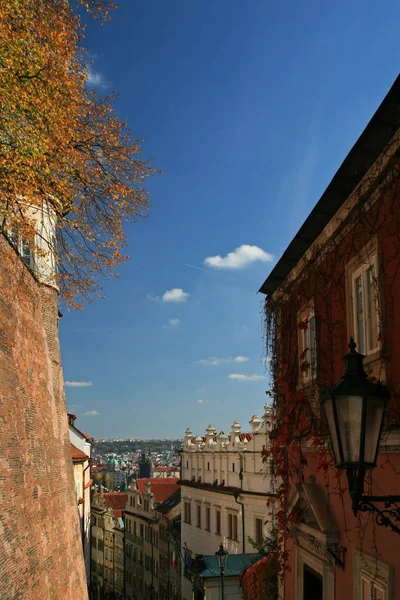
xmin=68 ymin=413 xmax=93 ymax=584
xmin=124 ymin=478 xmax=180 ymax=600
xmin=139 ymin=452 xmax=153 ymax=478
xmin=90 ymin=489 xmax=128 ymax=599
xmin=155 ymin=489 xmax=182 ymax=600
xmin=153 ymin=466 xmax=180 ymax=479
xmin=180 ymin=405 xmax=274 ymax=600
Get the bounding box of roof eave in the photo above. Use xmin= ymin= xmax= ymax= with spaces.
xmin=259 ymin=74 xmax=400 ymax=297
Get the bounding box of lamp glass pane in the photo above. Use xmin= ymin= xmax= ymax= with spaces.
xmin=335 ymin=395 xmax=363 ymax=463
xmin=322 ymin=397 xmax=341 ymax=465
xmin=364 ymin=396 xmax=385 ymax=465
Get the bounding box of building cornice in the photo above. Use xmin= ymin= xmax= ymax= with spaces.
xmin=179 ymin=479 xmax=273 ymax=498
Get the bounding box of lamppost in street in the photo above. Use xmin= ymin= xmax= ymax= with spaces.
xmin=215 ymin=543 xmax=228 ymax=600
xmin=321 ymin=338 xmax=400 ymax=534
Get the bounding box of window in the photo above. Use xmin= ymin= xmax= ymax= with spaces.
xmin=228 ymin=513 xmax=238 ymax=540
xmin=216 ymin=509 xmax=221 ymax=535
xmin=232 ymin=462 xmax=235 ymax=472
xmin=144 ymin=498 xmax=149 ymax=511
xmin=186 ymin=460 xmax=189 ymax=469
xmin=299 ymin=310 xmax=317 ymax=382
xmin=351 ymin=256 xmax=380 ymax=356
xmin=361 ymin=577 xmax=385 ymax=600
xmin=255 ymin=518 xmax=263 ymax=545
xmin=354 ymin=549 xmax=392 ymax=600
xmin=184 ymin=501 xmax=191 ymax=524
xmin=196 ymin=504 xmax=201 ymax=528
xmin=205 ymin=506 xmax=211 ymax=531
xmin=140 ymin=523 xmax=144 ymax=538
xmin=134 ymin=520 xmax=137 ymax=536
xmin=8 ymin=229 xmax=34 ymax=269
xmin=207 ymin=462 xmax=210 ymax=470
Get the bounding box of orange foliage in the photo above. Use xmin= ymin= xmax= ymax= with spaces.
xmin=0 ymin=0 xmax=157 ymax=308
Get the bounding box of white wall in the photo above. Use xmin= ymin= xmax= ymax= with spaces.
xmin=180 ymin=405 xmax=275 ymax=600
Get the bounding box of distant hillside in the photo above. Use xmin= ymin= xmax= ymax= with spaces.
xmin=93 ymin=439 xmax=182 ymax=455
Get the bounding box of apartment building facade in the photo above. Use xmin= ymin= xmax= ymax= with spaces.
xmin=259 ymin=76 xmax=400 ymax=600
xmin=124 ymin=478 xmax=180 ymax=600
xmin=180 ymin=407 xmax=274 ymax=600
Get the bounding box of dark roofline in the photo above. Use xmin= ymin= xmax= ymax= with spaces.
xmin=156 ymin=488 xmax=181 ymax=514
xmin=259 ymin=74 xmax=400 ymax=296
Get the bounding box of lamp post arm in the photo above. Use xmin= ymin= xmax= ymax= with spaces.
xmin=357 ymin=496 xmax=400 ymax=535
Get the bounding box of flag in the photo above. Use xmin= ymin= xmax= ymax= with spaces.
xmin=171 ymin=547 xmax=177 ymax=570
xmin=184 ymin=548 xmax=191 ymax=578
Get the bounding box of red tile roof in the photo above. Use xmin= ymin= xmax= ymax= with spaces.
xmin=70 ymin=443 xmax=89 ymax=463
xmin=137 ymin=478 xmax=180 ymax=503
xmin=104 ymin=492 xmax=128 ymax=511
xmin=154 ymin=466 xmax=177 ymax=472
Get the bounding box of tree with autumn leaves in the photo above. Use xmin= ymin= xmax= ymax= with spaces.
xmin=0 ymin=0 xmax=157 ymax=308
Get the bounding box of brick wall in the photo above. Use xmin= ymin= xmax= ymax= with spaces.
xmin=0 ymin=236 xmax=88 ymax=599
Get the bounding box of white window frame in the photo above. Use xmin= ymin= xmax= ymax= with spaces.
xmin=228 ymin=512 xmax=238 ymax=541
xmin=298 ymin=307 xmax=317 ymax=383
xmin=8 ymin=229 xmax=35 ymax=269
xmin=255 ymin=517 xmax=263 ymax=545
xmin=205 ymin=505 xmax=211 ymax=531
xmin=353 ymin=549 xmax=392 ymax=600
xmin=215 ymin=507 xmax=221 ymax=535
xmin=196 ymin=503 xmax=202 ymax=528
xmin=351 ymin=254 xmax=380 ymax=356
xmin=184 ymin=500 xmax=191 ymax=524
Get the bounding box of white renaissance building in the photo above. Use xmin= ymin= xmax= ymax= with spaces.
xmin=180 ymin=404 xmax=275 ymax=600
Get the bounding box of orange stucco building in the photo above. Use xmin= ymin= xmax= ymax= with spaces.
xmin=260 ymin=75 xmax=400 ymax=599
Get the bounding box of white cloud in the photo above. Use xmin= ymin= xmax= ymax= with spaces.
xmin=81 ymin=410 xmax=100 ymax=416
xmin=86 ymin=70 xmax=109 ymax=90
xmin=168 ymin=318 xmax=181 ymax=326
xmin=146 ymin=293 xmax=160 ymax=302
xmin=65 ymin=381 xmax=93 ymax=388
xmin=194 ymin=356 xmax=249 ymax=367
xmin=228 ymin=373 xmax=267 ymax=382
xmin=204 ymin=245 xmax=273 ymax=269
xmin=234 ymin=356 xmax=249 ymax=363
xmin=197 ymin=399 xmax=209 ymax=405
xmin=162 ymin=288 xmax=190 ymax=303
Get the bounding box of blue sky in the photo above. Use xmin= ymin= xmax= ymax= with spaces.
xmin=61 ymin=0 xmax=400 ymax=439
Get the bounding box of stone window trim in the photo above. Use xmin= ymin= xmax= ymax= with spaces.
xmin=196 ymin=502 xmax=202 ymax=528
xmin=227 ymin=511 xmax=238 ymax=541
xmin=353 ymin=549 xmax=393 ymax=600
xmin=215 ymin=507 xmax=221 ymax=535
xmin=294 ymin=542 xmax=334 ymax=600
xmin=255 ymin=517 xmax=263 ymax=545
xmin=297 ymin=300 xmax=317 ymax=386
xmin=345 ymin=236 xmax=383 ymax=366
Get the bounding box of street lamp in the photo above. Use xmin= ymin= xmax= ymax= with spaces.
xmin=215 ymin=543 xmax=228 ymax=600
xmin=321 ymin=338 xmax=400 ymax=533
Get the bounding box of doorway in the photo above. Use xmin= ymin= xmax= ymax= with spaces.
xmin=303 ymin=564 xmax=323 ymax=600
